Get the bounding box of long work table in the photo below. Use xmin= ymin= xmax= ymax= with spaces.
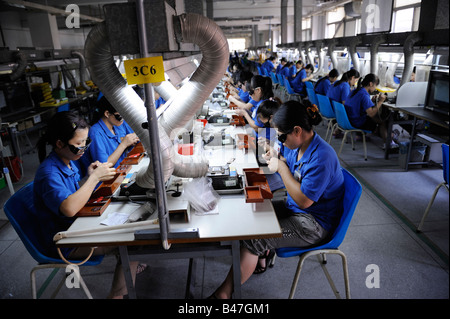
xmin=383 ymin=103 xmax=449 ymax=170
xmin=55 ymin=125 xmax=282 ymax=299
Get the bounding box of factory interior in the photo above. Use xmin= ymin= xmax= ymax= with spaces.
xmin=0 ymin=0 xmax=448 ymax=307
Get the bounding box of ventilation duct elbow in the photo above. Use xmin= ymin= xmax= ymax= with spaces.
xmin=399 ymin=33 xmax=422 ymax=89
xmin=85 ymin=12 xmax=228 ymax=188
xmin=9 ymin=51 xmax=27 ymax=82
xmin=348 ymin=37 xmax=362 ymax=74
xmin=326 ymin=39 xmax=338 ymax=71
xmin=370 ymin=35 xmax=386 ymax=75
xmin=71 ymin=51 xmax=91 ymax=92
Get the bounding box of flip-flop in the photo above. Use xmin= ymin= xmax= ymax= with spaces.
xmin=136 ymin=263 xmax=148 ymax=275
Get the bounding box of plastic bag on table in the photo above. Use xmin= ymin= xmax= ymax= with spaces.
xmin=182 ymin=177 xmax=220 ymax=215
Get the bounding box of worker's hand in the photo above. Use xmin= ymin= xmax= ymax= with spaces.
xmin=378 ymin=93 xmax=387 ymax=103
xmin=122 ymin=133 xmax=140 ymax=148
xmin=267 ymin=157 xmax=281 ymax=173
xmin=235 ymin=108 xmax=246 ymax=117
xmin=89 ymin=162 xmax=116 ymax=182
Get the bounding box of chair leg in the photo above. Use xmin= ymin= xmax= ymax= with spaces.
xmin=362 ymin=133 xmax=368 ymax=161
xmin=288 ymin=254 xmax=308 ymax=299
xmin=338 ymin=132 xmax=348 ymax=156
xmin=417 ymin=183 xmax=448 ymax=232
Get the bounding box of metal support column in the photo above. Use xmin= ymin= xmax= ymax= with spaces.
xmin=135 ymin=0 xmax=170 ymax=250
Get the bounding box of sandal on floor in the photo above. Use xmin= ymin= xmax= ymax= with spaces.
xmin=253 ymin=250 xmax=276 ymax=275
xmin=136 ymin=263 xmax=148 ymax=275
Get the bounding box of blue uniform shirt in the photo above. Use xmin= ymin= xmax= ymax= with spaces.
xmin=80 ymin=119 xmax=134 ymax=171
xmin=315 ymin=78 xmax=332 ymax=96
xmin=33 ymin=151 xmax=80 ymax=258
xmin=262 ymin=60 xmax=275 ymax=74
xmin=327 ymin=82 xmax=351 ymax=104
xmin=280 ymin=66 xmax=291 ymax=80
xmin=283 ymin=133 xmax=344 ymax=232
xmin=238 ymin=88 xmax=250 ymax=103
xmin=344 ymin=88 xmax=374 ymax=128
xmin=291 ymin=69 xmax=307 ymax=95
xmin=155 ymin=97 xmax=166 ymax=109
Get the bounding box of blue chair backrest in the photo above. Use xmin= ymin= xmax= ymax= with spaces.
xmin=316 ymin=94 xmax=335 ymax=119
xmin=332 ymin=100 xmax=356 ymax=130
xmin=277 ymin=74 xmax=285 ymax=87
xmin=442 ymin=144 xmax=449 ymax=184
xmin=3 ymin=182 xmax=58 ymax=264
xmin=326 ymin=168 xmax=362 ymax=249
xmin=270 ymin=72 xmax=278 ymax=84
xmin=257 ymin=65 xmax=263 ymax=76
xmin=4 ymin=182 xmax=103 ymax=265
xmin=305 ymin=81 xmax=314 ymax=90
xmin=306 ymin=88 xmax=318 ymax=106
xmin=284 ymin=77 xmax=295 ymax=94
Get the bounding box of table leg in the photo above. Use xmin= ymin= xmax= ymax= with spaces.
xmin=405 ymin=115 xmax=417 ymax=171
xmin=119 ymin=245 xmax=137 ymax=299
xmin=231 ymin=240 xmax=241 ymax=299
xmin=385 ymin=111 xmax=394 ymax=160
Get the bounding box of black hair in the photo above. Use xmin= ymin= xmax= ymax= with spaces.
xmin=281 ymin=61 xmax=293 ymax=70
xmin=314 ymin=69 xmax=340 ymax=89
xmin=251 ymin=75 xmax=274 ymax=100
xmin=333 ymin=69 xmax=360 ymax=87
xmin=273 ymin=99 xmax=322 ymax=134
xmin=280 ymin=57 xmax=287 ymax=63
xmin=91 ymin=95 xmax=117 ymax=124
xmin=350 ymin=73 xmax=380 ymax=97
xmin=37 ymin=111 xmax=89 ymax=162
xmin=238 ymin=70 xmax=254 ymax=84
xmin=305 ymin=64 xmax=314 ymax=71
xmin=256 ymin=98 xmax=281 ymax=120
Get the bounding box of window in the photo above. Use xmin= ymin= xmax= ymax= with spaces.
xmin=393 ymin=8 xmax=415 ymax=32
xmin=227 ymin=38 xmax=246 ymax=52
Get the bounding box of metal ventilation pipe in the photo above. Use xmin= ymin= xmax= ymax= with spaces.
xmin=326 ymin=39 xmax=338 ymax=71
xmin=399 ymin=32 xmax=422 ymax=89
xmin=9 ymin=51 xmax=27 ymax=82
xmin=71 ymin=51 xmax=91 ymax=91
xmin=313 ymin=41 xmax=324 ymax=75
xmin=348 ymin=36 xmax=362 ymax=74
xmin=159 ymin=13 xmax=229 ymax=178
xmin=85 ymin=13 xmax=228 ymax=187
xmin=370 ymin=35 xmax=386 ymax=75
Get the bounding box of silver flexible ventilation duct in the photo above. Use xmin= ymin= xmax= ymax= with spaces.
xmin=313 ymin=41 xmax=323 ymax=75
xmin=370 ymin=35 xmax=386 ymax=75
xmin=399 ymin=32 xmax=422 ymax=89
xmin=71 ymin=51 xmax=91 ymax=92
xmin=327 ymin=39 xmax=338 ymax=71
xmin=348 ymin=37 xmax=362 ymax=74
xmin=158 ymin=13 xmax=229 ymax=178
xmin=85 ymin=13 xmax=228 ymax=188
xmin=10 ymin=51 xmax=27 ymax=82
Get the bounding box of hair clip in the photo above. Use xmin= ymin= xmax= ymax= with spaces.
xmin=71 ymin=122 xmax=77 ymax=129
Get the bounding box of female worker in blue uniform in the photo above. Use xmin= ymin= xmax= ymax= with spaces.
xmin=80 ymin=95 xmax=139 ymax=172
xmin=235 ymin=75 xmax=274 ymax=133
xmin=34 ymin=111 xmax=142 ymax=298
xmin=314 ymin=69 xmax=339 ymax=96
xmin=344 ymin=73 xmax=388 ymax=141
xmin=326 ymin=69 xmax=360 ymax=105
xmin=210 ymin=100 xmax=344 ymax=299
xmin=290 ymin=63 xmax=314 ymax=96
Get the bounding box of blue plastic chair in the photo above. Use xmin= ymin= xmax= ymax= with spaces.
xmin=316 ymin=94 xmax=336 ymax=143
xmin=3 ymin=182 xmax=104 ymax=299
xmin=284 ymin=76 xmax=302 ymax=102
xmin=332 ymin=100 xmax=372 ymax=161
xmin=305 ymin=81 xmax=314 ymax=90
xmin=276 ymin=168 xmax=362 ymax=299
xmin=306 ymin=87 xmax=318 ymax=106
xmin=270 ymin=71 xmax=279 ymax=85
xmin=417 ymin=144 xmax=449 ymax=231
xmin=257 ymin=65 xmax=264 ymax=76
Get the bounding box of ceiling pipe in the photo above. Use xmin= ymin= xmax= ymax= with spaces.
xmin=370 ymin=35 xmax=386 ymax=75
xmin=326 ymin=38 xmax=338 ymax=70
xmin=399 ymin=32 xmax=423 ymax=89
xmin=348 ymin=36 xmax=362 ymax=74
xmin=71 ymin=51 xmax=91 ymax=91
